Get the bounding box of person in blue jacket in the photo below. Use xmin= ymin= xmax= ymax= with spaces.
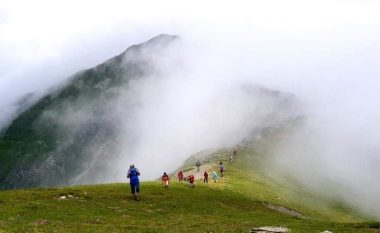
xmin=212 ymin=170 xmax=218 ymax=183
xmin=127 ymin=164 xmax=140 ymax=200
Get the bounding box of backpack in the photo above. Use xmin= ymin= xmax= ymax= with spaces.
xmin=129 ymin=168 xmax=138 ymax=177
xmin=129 ymin=168 xmax=140 ymax=184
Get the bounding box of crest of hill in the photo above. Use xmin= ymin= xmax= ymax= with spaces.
xmin=0 ymin=34 xmax=178 ymax=189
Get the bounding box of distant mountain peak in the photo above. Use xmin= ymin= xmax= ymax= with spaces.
xmin=122 ymin=34 xmax=178 ymax=59
xmin=140 ymin=34 xmax=178 ymax=45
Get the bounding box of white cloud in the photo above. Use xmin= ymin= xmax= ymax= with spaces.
xmin=1 ymin=0 xmax=380 ymax=218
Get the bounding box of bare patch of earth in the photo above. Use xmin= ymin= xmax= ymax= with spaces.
xmin=251 ymin=226 xmax=290 ymax=232
xmin=265 ymin=203 xmax=306 ymax=219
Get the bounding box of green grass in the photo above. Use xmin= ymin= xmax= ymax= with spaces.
xmin=1 ymin=134 xmax=379 ymax=232
xmin=0 ymin=182 xmax=370 ymax=233
xmin=0 ymin=51 xmax=128 ymax=189
xmin=223 ymin=150 xmax=362 ymax=222
xmin=1 ymin=150 xmax=379 ymax=233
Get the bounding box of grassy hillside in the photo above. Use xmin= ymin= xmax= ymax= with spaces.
xmin=0 ymin=47 xmax=126 ymax=189
xmin=0 ymin=35 xmax=178 ymax=189
xmin=1 ymin=148 xmax=379 ymax=233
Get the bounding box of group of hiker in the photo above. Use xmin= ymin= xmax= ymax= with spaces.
xmin=126 ymin=149 xmax=238 ymax=200
xmin=176 ymin=170 xmax=197 ymax=186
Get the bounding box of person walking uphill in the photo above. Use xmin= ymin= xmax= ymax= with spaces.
xmin=127 ymin=164 xmax=140 ymax=201
xmin=178 ymin=170 xmax=184 ymax=182
xmin=219 ymin=161 xmax=224 ymax=177
xmin=162 ymin=172 xmax=170 ymax=190
xmin=203 ymin=171 xmax=209 ymax=183
xmin=196 ymin=160 xmax=201 ymax=172
xmin=212 ymin=170 xmax=218 ymax=183
xmin=188 ymin=174 xmax=195 ymax=187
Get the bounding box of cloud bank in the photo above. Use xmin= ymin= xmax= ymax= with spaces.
xmin=1 ymin=0 xmax=380 ymax=218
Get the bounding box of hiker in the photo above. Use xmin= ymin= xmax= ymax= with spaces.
xmin=219 ymin=161 xmax=224 ymax=177
xmin=178 ymin=170 xmax=184 ymax=182
xmin=127 ymin=164 xmax=140 ymax=200
xmin=203 ymin=171 xmax=209 ymax=183
xmin=196 ymin=160 xmax=201 ymax=172
xmin=212 ymin=170 xmax=218 ymax=183
xmin=188 ymin=174 xmax=195 ymax=187
xmin=229 ymin=155 xmax=233 ymax=164
xmin=162 ymin=172 xmax=170 ymax=190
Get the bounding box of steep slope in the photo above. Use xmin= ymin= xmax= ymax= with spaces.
xmin=0 ymin=34 xmax=178 ymax=189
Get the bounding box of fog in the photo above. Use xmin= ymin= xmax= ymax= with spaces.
xmin=104 ymin=38 xmax=301 ymax=183
xmin=1 ymin=0 xmax=380 ymax=218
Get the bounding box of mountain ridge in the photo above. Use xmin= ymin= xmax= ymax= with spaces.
xmin=0 ymin=34 xmax=178 ymax=189
xmin=0 ymin=34 xmax=298 ymax=190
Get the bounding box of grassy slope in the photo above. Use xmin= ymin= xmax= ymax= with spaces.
xmin=1 ymin=148 xmax=379 ymax=233
xmin=0 ymin=58 xmax=127 ymax=189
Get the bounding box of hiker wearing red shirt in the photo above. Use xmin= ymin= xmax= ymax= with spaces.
xmin=203 ymin=171 xmax=209 ymax=183
xmin=162 ymin=172 xmax=169 ymax=190
xmin=188 ymin=174 xmax=195 ymax=187
xmin=162 ymin=172 xmax=170 ymax=190
xmin=177 ymin=170 xmax=184 ymax=182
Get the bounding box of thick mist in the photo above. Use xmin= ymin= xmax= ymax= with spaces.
xmin=1 ymin=0 xmax=380 ymax=219
xmin=66 ymin=36 xmax=300 ymax=184
xmin=268 ymin=116 xmax=380 ymax=218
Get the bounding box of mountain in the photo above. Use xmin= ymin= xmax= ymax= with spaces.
xmin=2 ymin=34 xmax=377 ymax=232
xmin=0 ymin=34 xmax=298 ymax=189
xmin=0 ymin=35 xmax=178 ymax=189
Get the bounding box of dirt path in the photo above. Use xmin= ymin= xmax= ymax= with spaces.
xmin=181 ymin=164 xmax=215 ymax=180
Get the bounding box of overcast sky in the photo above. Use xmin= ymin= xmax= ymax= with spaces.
xmin=1 ymin=0 xmax=379 ymax=119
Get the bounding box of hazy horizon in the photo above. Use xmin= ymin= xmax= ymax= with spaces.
xmin=1 ymin=0 xmax=380 ymax=219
